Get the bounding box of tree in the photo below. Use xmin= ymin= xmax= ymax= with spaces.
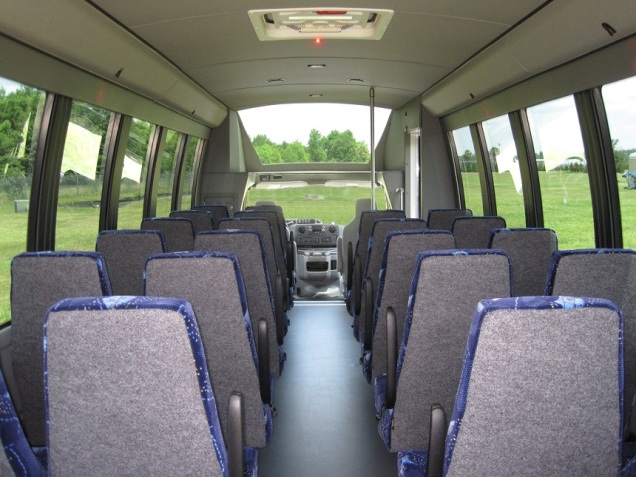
xmin=255 ymin=143 xmax=282 ymax=164
xmin=0 ymin=86 xmax=42 ymax=178
xmin=612 ymin=139 xmax=636 ymax=173
xmin=280 ymin=141 xmax=309 ymax=163
xmin=460 ymin=150 xmax=477 ymax=172
xmin=307 ymin=129 xmax=327 ymax=162
xmin=253 ymin=134 xmax=275 ymax=148
xmin=323 ymin=129 xmax=369 ymax=162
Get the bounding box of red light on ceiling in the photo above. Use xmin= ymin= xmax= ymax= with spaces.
xmin=314 ymin=37 xmax=323 ymax=45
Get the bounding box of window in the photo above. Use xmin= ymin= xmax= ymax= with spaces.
xmin=56 ymin=101 xmax=112 ymax=250
xmin=482 ymin=115 xmax=525 ymax=227
xmin=118 ymin=119 xmax=154 ymax=230
xmin=0 ymin=78 xmax=45 ymax=325
xmin=155 ymin=129 xmax=182 ymax=217
xmin=245 ymin=180 xmax=388 ymax=224
xmin=239 ymin=103 xmax=390 ymax=164
xmin=180 ymin=137 xmax=199 ymax=210
xmin=452 ymin=126 xmax=483 ymax=214
xmin=527 ymin=96 xmax=593 ymax=248
xmin=602 ymin=76 xmax=636 ymax=248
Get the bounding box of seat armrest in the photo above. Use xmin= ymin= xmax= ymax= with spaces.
xmin=287 ymin=232 xmax=295 ymax=281
xmin=257 ymin=319 xmax=271 ymax=404
xmin=363 ymin=277 xmax=374 ymax=352
xmin=353 ymin=253 xmax=362 ymax=315
xmin=346 ymin=242 xmax=353 ymax=291
xmin=274 ymin=277 xmax=285 ymax=345
xmin=428 ymin=403 xmax=447 ymax=477
xmin=386 ymin=306 xmax=397 ymax=409
xmin=228 ymin=393 xmax=244 ymax=477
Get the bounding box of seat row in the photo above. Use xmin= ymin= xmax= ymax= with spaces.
xmin=2 ymin=203 xmax=294 ymax=475
xmin=142 ymin=204 xmax=294 ymax=311
xmin=365 ymin=245 xmax=635 ymax=476
xmin=342 ymin=207 xmax=636 ymax=475
xmin=343 ymin=207 xmax=506 ymax=317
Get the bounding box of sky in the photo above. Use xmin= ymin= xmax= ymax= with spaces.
xmin=238 ymin=103 xmax=392 ymax=148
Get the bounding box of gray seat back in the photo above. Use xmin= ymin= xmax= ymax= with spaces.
xmin=426 ymin=208 xmax=472 ymax=231
xmin=44 ymin=296 xmax=227 ymax=477
xmin=141 ymin=217 xmax=194 ymax=252
xmin=145 ymin=251 xmax=271 ymax=448
xmin=96 ymin=229 xmax=166 ymax=295
xmin=340 ymin=198 xmax=373 ymax=288
xmin=219 ymin=217 xmax=281 ymax=300
xmin=170 ymin=209 xmax=214 ymax=235
xmin=195 ymin=230 xmax=283 ymax=376
xmin=488 ymin=227 xmax=558 ymax=296
xmin=445 ymin=296 xmax=622 ymax=476
xmin=235 ymin=210 xmax=287 ymax=277
xmin=354 ymin=210 xmax=406 ymax=278
xmin=369 ymin=231 xmax=456 ymax=383
xmin=10 ymin=251 xmax=112 ymax=447
xmin=192 ymin=204 xmax=230 ymax=228
xmin=545 ymin=248 xmax=636 ymax=437
xmin=383 ymin=250 xmax=511 ymax=452
xmin=355 ymin=219 xmax=427 ymax=341
xmin=451 ymin=216 xmax=506 ymax=248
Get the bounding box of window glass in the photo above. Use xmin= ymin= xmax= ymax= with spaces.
xmin=452 ymin=126 xmax=483 ymax=214
xmin=602 ymin=76 xmax=636 ymax=248
xmin=482 ymin=115 xmax=525 ymax=227
xmin=527 ymin=96 xmax=593 ymax=248
xmin=155 ymin=129 xmax=182 ymax=217
xmin=180 ymin=137 xmax=199 ymax=210
xmin=239 ymin=103 xmax=390 ymax=164
xmin=245 ymin=181 xmax=388 ymax=224
xmin=56 ymin=101 xmax=112 ymax=250
xmin=118 ymin=119 xmax=154 ymax=229
xmin=0 ymin=78 xmax=45 ymax=325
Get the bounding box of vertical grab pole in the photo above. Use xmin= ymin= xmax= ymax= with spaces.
xmin=370 ymin=87 xmax=376 ymax=210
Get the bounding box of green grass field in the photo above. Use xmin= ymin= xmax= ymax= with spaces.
xmin=1 ymin=172 xmax=635 ymax=325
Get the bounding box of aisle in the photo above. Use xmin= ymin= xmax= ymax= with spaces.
xmin=258 ymin=301 xmax=397 ymax=477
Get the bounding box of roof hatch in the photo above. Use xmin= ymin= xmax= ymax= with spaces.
xmin=248 ymin=8 xmax=394 ymax=41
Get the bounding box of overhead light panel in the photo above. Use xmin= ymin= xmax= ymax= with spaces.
xmin=249 ymin=8 xmax=394 ymax=41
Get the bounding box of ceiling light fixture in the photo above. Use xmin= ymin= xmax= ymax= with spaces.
xmin=266 ymin=78 xmax=286 ymax=83
xmin=307 ymin=64 xmax=326 ymax=69
xmin=248 ymin=8 xmax=394 ymax=41
xmin=309 ymin=94 xmax=323 ymax=98
xmin=347 ymin=78 xmax=365 ymax=83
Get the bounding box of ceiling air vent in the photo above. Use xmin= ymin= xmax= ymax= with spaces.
xmin=248 ymin=8 xmax=394 ymax=41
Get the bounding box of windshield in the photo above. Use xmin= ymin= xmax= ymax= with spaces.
xmin=245 ymin=181 xmax=389 ymax=224
xmin=239 ymin=103 xmax=391 ymax=165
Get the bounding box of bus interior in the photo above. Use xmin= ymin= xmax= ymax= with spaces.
xmin=1 ymin=1 xmax=636 ymax=476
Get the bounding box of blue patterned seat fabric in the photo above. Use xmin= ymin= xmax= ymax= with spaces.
xmin=0 ymin=369 xmax=45 ymax=476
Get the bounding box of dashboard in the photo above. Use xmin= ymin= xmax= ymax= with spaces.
xmin=288 ymin=219 xmax=339 ymax=247
xmin=287 ymin=219 xmax=342 ymax=297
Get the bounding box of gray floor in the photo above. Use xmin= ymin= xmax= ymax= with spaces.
xmin=258 ymin=301 xmax=397 ymax=477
